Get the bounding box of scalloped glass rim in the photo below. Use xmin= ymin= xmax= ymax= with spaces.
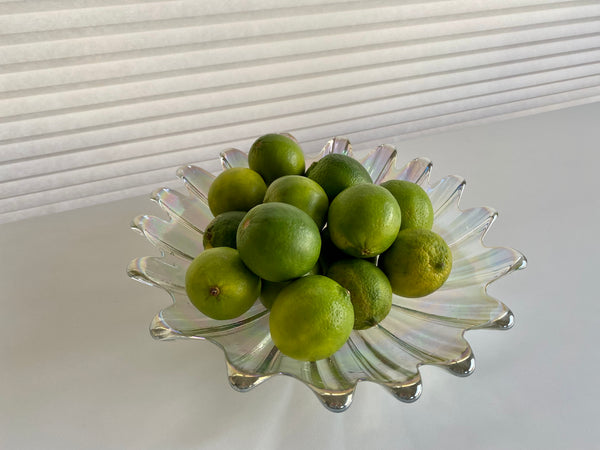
xmin=128 ymin=136 xmax=526 ymax=412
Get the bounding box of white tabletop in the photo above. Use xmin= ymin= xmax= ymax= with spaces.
xmin=2 ymin=103 xmax=599 ymax=449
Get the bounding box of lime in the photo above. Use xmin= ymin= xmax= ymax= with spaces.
xmin=380 ymin=180 xmax=434 ymax=230
xmin=185 ymin=247 xmax=261 ymax=320
xmin=327 ymin=184 xmax=401 ymax=258
xmin=248 ymin=133 xmax=305 ymax=184
xmin=318 ymin=226 xmax=350 ymax=273
xmin=326 ymin=258 xmax=392 ymax=330
xmin=208 ymin=167 xmax=266 ymax=216
xmin=237 ymin=202 xmax=321 ymax=282
xmin=259 ymin=262 xmax=320 ymax=309
xmin=263 ymin=175 xmax=329 ymax=229
xmin=203 ymin=211 xmax=246 ymax=249
xmin=318 ymin=226 xmax=377 ymax=273
xmin=379 ymin=228 xmax=452 ymax=298
xmin=306 ymin=153 xmax=372 ymax=200
xmin=259 ymin=280 xmax=289 ymax=310
xmin=269 ymin=275 xmax=354 ymax=361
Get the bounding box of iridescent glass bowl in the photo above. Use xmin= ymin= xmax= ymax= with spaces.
xmin=128 ymin=136 xmax=526 ymax=412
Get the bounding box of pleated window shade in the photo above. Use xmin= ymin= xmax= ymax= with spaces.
xmin=1 ymin=0 xmax=600 ymax=223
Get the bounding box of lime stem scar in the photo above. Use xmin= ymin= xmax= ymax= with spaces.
xmin=210 ymin=287 xmax=220 ymax=296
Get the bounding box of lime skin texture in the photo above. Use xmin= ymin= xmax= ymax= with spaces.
xmin=248 ymin=133 xmax=305 ymax=185
xmin=379 ymin=228 xmax=452 ymax=298
xmin=185 ymin=247 xmax=261 ymax=320
xmin=380 ymin=179 xmax=434 ymax=231
xmin=306 ymin=153 xmax=372 ymax=201
xmin=236 ymin=202 xmax=321 ymax=282
xmin=269 ymin=275 xmax=354 ymax=361
xmin=207 ymin=167 xmax=267 ymax=216
xmin=203 ymin=211 xmax=246 ymax=249
xmin=263 ymin=175 xmax=329 ymax=229
xmin=327 ymin=183 xmax=401 ymax=258
xmin=327 ymin=258 xmax=393 ymax=330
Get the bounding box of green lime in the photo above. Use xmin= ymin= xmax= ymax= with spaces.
xmin=327 ymin=183 xmax=401 ymax=258
xmin=185 ymin=247 xmax=261 ymax=320
xmin=380 ymin=180 xmax=434 ymax=230
xmin=237 ymin=202 xmax=321 ymax=282
xmin=326 ymin=258 xmax=392 ymax=330
xmin=248 ymin=133 xmax=305 ymax=184
xmin=263 ymin=175 xmax=329 ymax=229
xmin=306 ymin=153 xmax=372 ymax=200
xmin=379 ymin=228 xmax=452 ymax=298
xmin=259 ymin=280 xmax=289 ymax=310
xmin=208 ymin=167 xmax=266 ymax=216
xmin=269 ymin=275 xmax=354 ymax=361
xmin=203 ymin=211 xmax=246 ymax=249
xmin=318 ymin=226 xmax=350 ymax=273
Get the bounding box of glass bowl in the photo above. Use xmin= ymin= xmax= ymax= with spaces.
xmin=127 ymin=136 xmax=526 ymax=412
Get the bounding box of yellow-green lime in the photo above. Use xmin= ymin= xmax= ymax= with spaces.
xmin=248 ymin=133 xmax=305 ymax=184
xmin=203 ymin=211 xmax=246 ymax=249
xmin=326 ymin=258 xmax=392 ymax=330
xmin=269 ymin=275 xmax=354 ymax=361
xmin=237 ymin=202 xmax=321 ymax=282
xmin=378 ymin=228 xmax=452 ymax=298
xmin=306 ymin=153 xmax=372 ymax=200
xmin=185 ymin=247 xmax=261 ymax=320
xmin=328 ymin=183 xmax=401 ymax=258
xmin=259 ymin=263 xmax=320 ymax=309
xmin=263 ymin=175 xmax=329 ymax=229
xmin=380 ymin=179 xmax=434 ymax=230
xmin=208 ymin=167 xmax=266 ymax=216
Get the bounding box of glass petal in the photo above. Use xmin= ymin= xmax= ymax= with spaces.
xmin=227 ymin=361 xmax=274 ymax=392
xmin=444 ymin=246 xmax=525 ymax=289
xmin=361 ymin=144 xmax=397 ymax=184
xmin=394 ymin=285 xmax=507 ymax=328
xmin=127 ymin=255 xmax=187 ymax=293
xmin=346 ymin=327 xmax=421 ymax=382
xmin=434 ymin=205 xmax=497 ymax=246
xmin=382 ymin=374 xmax=422 ymax=403
xmin=151 ymin=293 xmax=267 ymax=340
xmin=151 ymin=187 xmax=212 ymax=234
xmin=385 ymin=156 xmax=432 ymax=185
xmin=445 ymin=346 xmax=475 ymax=376
xmin=380 ymin=306 xmax=470 ymax=364
xmin=131 ymin=215 xmax=203 ymax=260
xmin=288 ymin=357 xmax=356 ymax=392
xmin=220 ymin=148 xmax=249 ymax=169
xmin=427 ymin=175 xmax=466 ymax=214
xmin=211 ymin=315 xmax=281 ymax=375
xmin=310 ymin=385 xmax=355 ymax=412
xmin=321 ymin=136 xmax=352 ymax=156
xmin=176 ymin=165 xmax=215 ymax=202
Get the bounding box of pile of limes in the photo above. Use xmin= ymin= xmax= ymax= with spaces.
xmin=185 ymin=133 xmax=452 ymax=362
